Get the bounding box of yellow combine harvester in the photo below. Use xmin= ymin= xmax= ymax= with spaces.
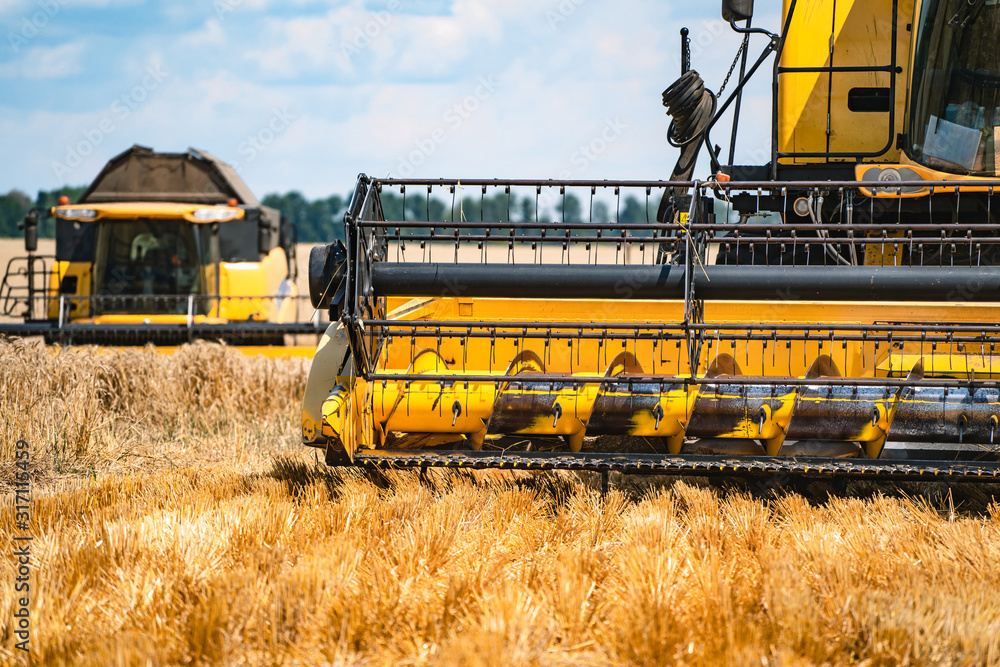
xmin=303 ymin=0 xmax=1000 ymax=481
xmin=1 ymin=145 xmax=323 ymax=349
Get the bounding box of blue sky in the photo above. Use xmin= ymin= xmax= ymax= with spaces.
xmin=0 ymin=0 xmax=779 ymax=199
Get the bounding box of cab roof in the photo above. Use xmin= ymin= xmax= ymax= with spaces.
xmin=78 ymin=144 xmax=261 ymax=206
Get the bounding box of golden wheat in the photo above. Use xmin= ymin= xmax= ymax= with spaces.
xmin=2 ymin=340 xmax=1000 ymax=665
xmin=0 ymin=338 xmax=309 ymax=489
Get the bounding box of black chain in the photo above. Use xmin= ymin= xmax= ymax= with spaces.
xmin=717 ymin=34 xmax=749 ymax=97
xmin=349 ymin=449 xmax=1000 ymax=481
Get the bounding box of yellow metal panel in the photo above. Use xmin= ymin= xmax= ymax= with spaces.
xmin=863 ymin=230 xmax=905 ymax=266
xmin=879 ymin=351 xmax=1000 ymax=379
xmin=779 ymin=0 xmax=913 ymax=163
xmin=779 ymin=0 xmax=835 ymax=161
xmin=320 ymin=296 xmax=1000 ymax=456
xmin=46 ymin=260 xmax=65 ymax=320
xmin=203 ymin=262 xmax=219 ymax=317
xmin=49 ymin=261 xmax=91 ymax=320
xmin=82 ymin=314 xmax=225 ymax=325
xmin=218 ymin=247 xmax=288 ymax=322
xmin=856 ymin=160 xmax=1000 ymax=198
xmin=827 ymin=0 xmax=912 ymax=160
xmin=52 ymin=202 xmax=244 ymax=223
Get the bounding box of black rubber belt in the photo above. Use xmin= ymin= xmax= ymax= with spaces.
xmin=348 ymin=450 xmax=1000 ymax=481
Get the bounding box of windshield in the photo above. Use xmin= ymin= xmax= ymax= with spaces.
xmin=907 ymin=0 xmax=1000 ymax=175
xmin=91 ymin=219 xmax=217 ymax=315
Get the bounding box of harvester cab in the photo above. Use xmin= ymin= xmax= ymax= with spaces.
xmin=301 ymin=0 xmax=1000 ymax=482
xmin=1 ymin=145 xmax=318 ymax=347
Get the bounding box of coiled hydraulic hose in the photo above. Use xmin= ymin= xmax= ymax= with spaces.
xmin=663 ymin=70 xmax=717 ymax=152
xmin=656 ymin=70 xmax=716 ymax=229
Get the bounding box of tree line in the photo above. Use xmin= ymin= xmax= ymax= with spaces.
xmin=264 ymin=190 xmax=661 ymax=243
xmin=1 ymin=188 xmax=660 ymax=244
xmin=0 ymin=187 xmax=88 ymax=239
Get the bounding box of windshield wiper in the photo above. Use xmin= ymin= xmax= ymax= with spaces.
xmin=949 ymin=0 xmax=985 ymax=29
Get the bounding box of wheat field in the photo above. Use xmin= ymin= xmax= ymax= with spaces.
xmin=2 ymin=339 xmax=1000 ymax=666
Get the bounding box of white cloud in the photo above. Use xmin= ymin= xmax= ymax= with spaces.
xmin=176 ymin=19 xmax=226 ymax=49
xmin=0 ymin=1 xmax=784 ymax=199
xmin=245 ymin=13 xmax=340 ymax=78
xmin=244 ymin=1 xmax=515 ymax=82
xmin=0 ymin=40 xmax=85 ymax=78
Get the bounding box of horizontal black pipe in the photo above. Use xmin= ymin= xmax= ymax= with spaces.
xmin=366 ymin=220 xmax=1000 ymax=231
xmin=371 ymin=263 xmax=1000 ymax=301
xmin=374 ymin=177 xmax=1000 ymax=189
xmin=0 ymin=322 xmax=324 ymax=336
xmin=777 ymin=65 xmax=895 ymax=73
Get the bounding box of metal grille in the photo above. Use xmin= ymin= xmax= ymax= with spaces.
xmin=343 ymin=176 xmax=1000 ymax=382
xmin=322 ymin=175 xmax=1000 ymax=454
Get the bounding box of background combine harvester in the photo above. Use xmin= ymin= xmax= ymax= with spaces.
xmin=0 ymin=145 xmax=325 ymax=353
xmin=303 ymin=0 xmax=1000 ymax=481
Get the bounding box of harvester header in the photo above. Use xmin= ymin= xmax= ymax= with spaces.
xmin=301 ymin=0 xmax=1000 ymax=480
xmin=2 ymin=145 xmax=325 ymax=349
xmin=301 ymin=174 xmax=1000 ymax=481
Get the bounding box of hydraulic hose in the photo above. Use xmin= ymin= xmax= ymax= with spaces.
xmin=657 ymin=70 xmax=717 ymax=227
xmin=663 ymin=70 xmax=717 ymax=151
